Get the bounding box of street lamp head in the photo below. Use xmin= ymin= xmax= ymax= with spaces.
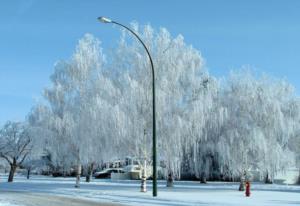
xmin=98 ymin=16 xmax=112 ymax=23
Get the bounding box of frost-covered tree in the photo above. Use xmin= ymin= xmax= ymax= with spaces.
xmin=24 ymin=22 xmax=300 ymax=190
xmin=42 ymin=34 xmax=107 ymax=186
xmin=185 ymin=76 xmax=225 ymax=184
xmin=219 ymin=70 xmax=297 ymax=189
xmin=287 ymin=99 xmax=300 ymax=184
xmin=0 ymin=121 xmax=33 ymax=182
xmin=107 ymin=24 xmax=214 ymax=187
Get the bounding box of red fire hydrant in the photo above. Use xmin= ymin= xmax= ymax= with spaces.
xmin=245 ymin=181 xmax=251 ymax=197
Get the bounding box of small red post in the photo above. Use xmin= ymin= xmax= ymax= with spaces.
xmin=245 ymin=181 xmax=251 ymax=197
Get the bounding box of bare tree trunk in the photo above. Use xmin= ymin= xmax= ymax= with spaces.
xmin=200 ymin=177 xmax=207 ymax=183
xmin=298 ymin=169 xmax=300 ymax=184
xmin=75 ymin=163 xmax=81 ymax=188
xmin=166 ymin=172 xmax=174 ymax=187
xmin=239 ymin=179 xmax=245 ymax=191
xmin=27 ymin=167 xmax=31 ymax=179
xmin=8 ymin=163 xmax=17 ymax=182
xmin=141 ymin=160 xmax=147 ymax=192
xmin=86 ymin=163 xmax=94 ymax=182
xmin=63 ymin=169 xmax=66 ymax=178
xmin=239 ymin=173 xmax=245 ymax=191
xmin=265 ymin=171 xmax=273 ymax=184
xmin=200 ymin=172 xmax=207 ymax=184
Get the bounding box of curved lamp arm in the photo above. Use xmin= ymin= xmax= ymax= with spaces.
xmin=98 ymin=16 xmax=157 ymax=197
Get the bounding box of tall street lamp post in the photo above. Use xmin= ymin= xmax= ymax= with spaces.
xmin=97 ymin=16 xmax=158 ymax=197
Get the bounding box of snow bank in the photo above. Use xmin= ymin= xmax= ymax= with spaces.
xmin=0 ymin=175 xmax=300 ymax=206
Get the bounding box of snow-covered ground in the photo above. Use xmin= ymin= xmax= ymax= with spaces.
xmin=0 ymin=195 xmax=25 ymax=206
xmin=0 ymin=199 xmax=21 ymax=206
xmin=0 ymin=174 xmax=299 ymax=206
xmin=0 ymin=202 xmax=20 ymax=206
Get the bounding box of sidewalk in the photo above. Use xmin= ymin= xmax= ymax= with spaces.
xmin=0 ymin=191 xmax=126 ymax=206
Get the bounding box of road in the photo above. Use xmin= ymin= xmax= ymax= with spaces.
xmin=0 ymin=191 xmax=126 ymax=206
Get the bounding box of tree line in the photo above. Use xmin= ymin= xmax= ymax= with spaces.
xmin=1 ymin=24 xmax=299 ymax=188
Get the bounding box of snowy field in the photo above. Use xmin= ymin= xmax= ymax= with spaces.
xmin=0 ymin=175 xmax=300 ymax=206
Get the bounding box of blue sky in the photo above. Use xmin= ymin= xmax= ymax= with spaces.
xmin=1 ymin=0 xmax=300 ymax=125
